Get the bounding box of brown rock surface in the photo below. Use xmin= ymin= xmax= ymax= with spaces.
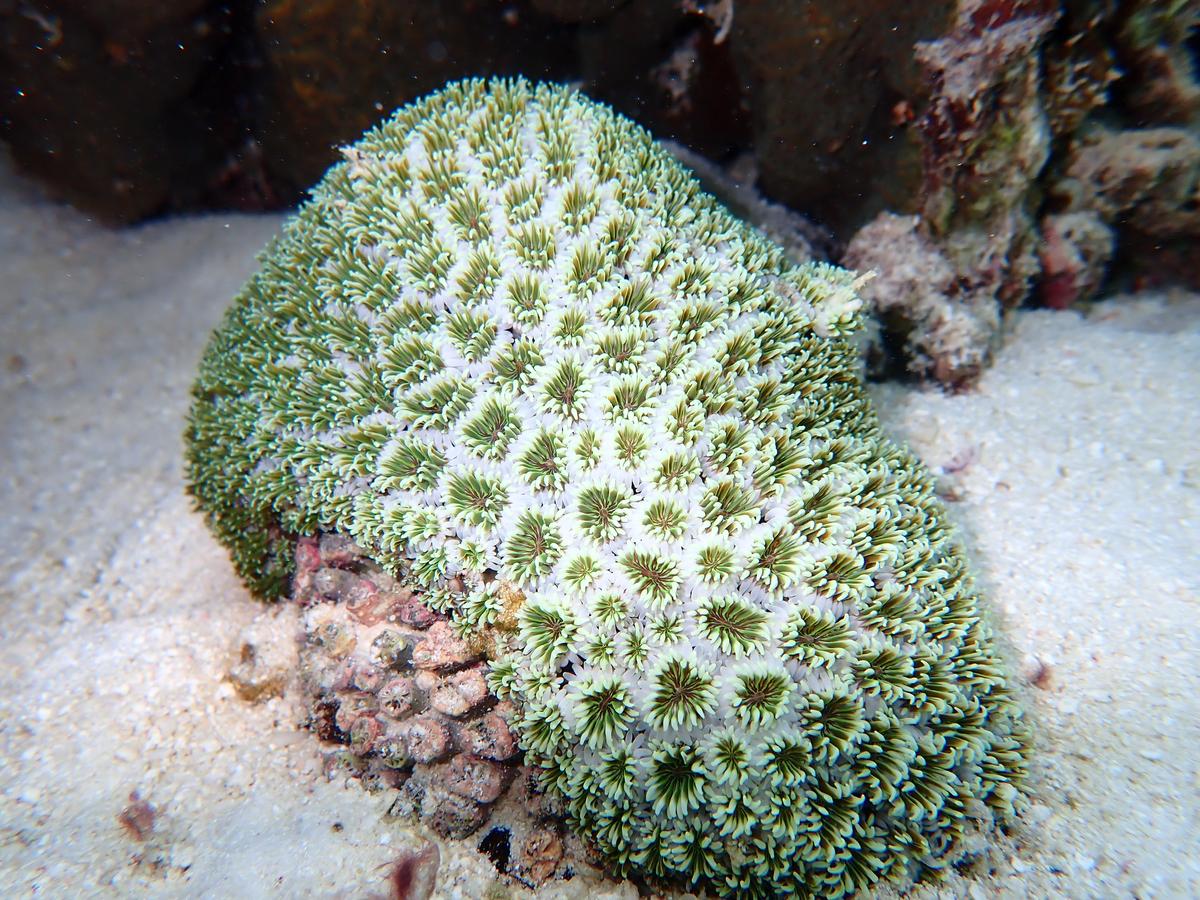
xmin=730 ymin=0 xmax=958 ymax=235
xmin=576 ymin=1 xmax=750 ymax=161
xmin=1054 ymin=127 xmax=1200 ymax=240
xmin=518 ymin=827 xmax=564 ymax=885
xmin=0 ymin=1 xmax=247 ymax=222
xmin=252 ymin=0 xmax=575 ymax=199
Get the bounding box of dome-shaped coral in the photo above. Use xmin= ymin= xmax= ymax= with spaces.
xmin=186 ymin=78 xmax=1028 ymax=897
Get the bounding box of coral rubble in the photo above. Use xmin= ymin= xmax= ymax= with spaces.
xmin=292 ymin=533 xmax=567 ymax=887
xmin=186 ymin=79 xmax=1028 ymax=897
xmin=833 ymin=0 xmax=1199 ymax=382
xmin=730 ymin=0 xmax=959 ymax=235
xmin=845 ymin=213 xmax=1002 ymax=385
xmin=844 ymin=2 xmax=1058 ymax=385
xmin=1051 ymin=126 xmax=1200 ymax=242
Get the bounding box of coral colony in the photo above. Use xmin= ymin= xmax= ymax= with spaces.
xmin=186 ymin=79 xmax=1029 ymax=897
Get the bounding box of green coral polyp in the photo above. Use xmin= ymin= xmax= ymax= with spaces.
xmin=185 ymin=78 xmax=1029 ymax=897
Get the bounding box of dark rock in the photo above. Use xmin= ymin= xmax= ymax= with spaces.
xmin=252 ymin=0 xmax=576 ymax=201
xmin=419 ymin=776 xmax=490 ymax=839
xmin=730 ymin=0 xmax=958 ymax=236
xmin=1048 ymin=124 xmax=1200 ymax=290
xmin=577 ymin=1 xmax=750 ymax=161
xmin=1042 ymin=8 xmax=1119 ymax=139
xmin=531 ymin=0 xmax=632 ymax=23
xmin=0 ymin=1 xmax=248 ymax=222
xmin=1111 ymin=0 xmax=1200 ymax=125
xmin=1053 ymin=127 xmax=1200 ymax=241
xmin=1038 ymin=211 xmax=1114 ymax=309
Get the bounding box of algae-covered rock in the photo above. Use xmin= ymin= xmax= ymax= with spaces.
xmin=844 ymin=213 xmax=1003 ymax=385
xmin=186 ymin=79 xmax=1028 ymax=897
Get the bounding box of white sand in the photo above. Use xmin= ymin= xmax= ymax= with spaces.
xmin=0 ymin=157 xmax=1196 ymax=899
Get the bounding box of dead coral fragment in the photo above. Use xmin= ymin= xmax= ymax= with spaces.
xmin=117 ymin=791 xmax=157 ymax=842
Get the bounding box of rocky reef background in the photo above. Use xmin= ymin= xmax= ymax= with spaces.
xmin=2 ymin=0 xmax=1197 ymax=386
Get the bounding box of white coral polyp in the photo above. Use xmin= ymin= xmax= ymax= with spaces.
xmin=187 ymin=78 xmax=1028 ymax=897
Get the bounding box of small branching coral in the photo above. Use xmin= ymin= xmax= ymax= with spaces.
xmin=186 ymin=78 xmax=1029 ymax=898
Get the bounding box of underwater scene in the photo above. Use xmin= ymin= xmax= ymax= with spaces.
xmin=0 ymin=2 xmax=1196 ymax=898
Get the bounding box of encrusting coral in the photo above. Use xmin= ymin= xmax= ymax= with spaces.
xmin=186 ymin=78 xmax=1029 ymax=897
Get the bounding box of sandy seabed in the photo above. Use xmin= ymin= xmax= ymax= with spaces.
xmin=0 ymin=155 xmax=1196 ymax=900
